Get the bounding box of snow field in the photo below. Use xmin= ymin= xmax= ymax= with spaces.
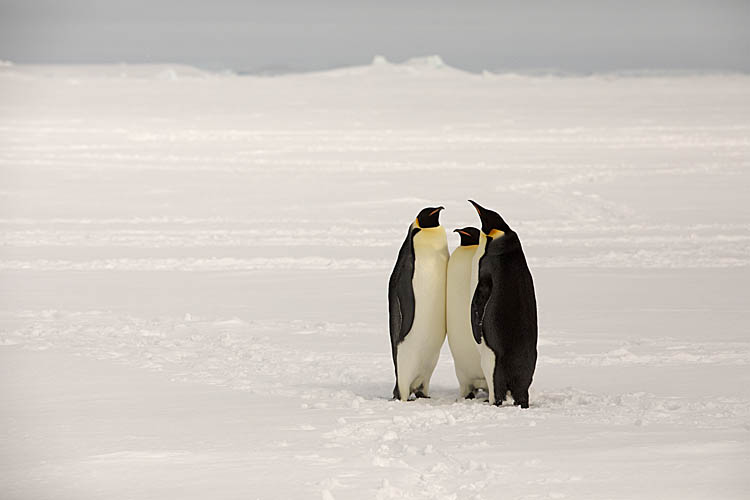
xmin=1 ymin=60 xmax=749 ymax=498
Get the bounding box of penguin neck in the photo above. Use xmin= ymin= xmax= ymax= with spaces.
xmin=481 ymin=229 xmax=504 ymax=251
xmin=477 ymin=232 xmax=488 ymax=254
xmin=412 ymin=224 xmax=447 ymax=251
xmin=469 ymin=233 xmax=487 ymax=293
xmin=486 ymin=230 xmax=521 ymax=256
xmin=456 ymin=244 xmax=478 ymax=254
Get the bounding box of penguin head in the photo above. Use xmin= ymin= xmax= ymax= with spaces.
xmin=468 ymin=200 xmax=511 ymax=238
xmin=453 ymin=227 xmax=480 ymax=246
xmin=415 ymin=206 xmax=444 ymax=229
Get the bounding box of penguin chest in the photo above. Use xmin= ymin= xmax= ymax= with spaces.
xmin=408 ymin=245 xmax=447 ymax=346
xmin=469 ymin=233 xmax=488 ymax=301
xmin=468 ymin=233 xmax=488 ymax=345
xmin=397 ymin=229 xmax=448 ymax=377
xmin=447 ymin=247 xmax=484 ymax=381
xmin=478 ymin=338 xmax=499 ymax=404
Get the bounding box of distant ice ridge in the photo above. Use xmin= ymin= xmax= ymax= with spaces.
xmin=2 ymin=56 xmax=746 ymax=79
xmin=402 ymin=55 xmax=446 ymax=69
xmin=0 ymin=56 xmax=461 ymax=80
xmin=317 ymin=54 xmax=466 ymax=78
xmin=0 ymin=257 xmax=391 ymax=272
xmin=0 ymin=63 xmax=224 ymax=80
xmin=370 ymin=54 xmax=446 ymax=69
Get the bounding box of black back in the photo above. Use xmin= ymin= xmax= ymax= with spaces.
xmin=471 ymin=231 xmax=538 ymax=407
xmin=388 ymin=225 xmax=420 ymax=367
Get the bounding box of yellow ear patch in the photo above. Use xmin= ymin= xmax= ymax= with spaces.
xmin=488 ymin=229 xmax=505 ymax=239
xmin=414 ymin=217 xmax=421 ymax=229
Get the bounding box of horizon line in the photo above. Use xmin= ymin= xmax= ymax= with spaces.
xmin=2 ymin=55 xmax=749 ymax=79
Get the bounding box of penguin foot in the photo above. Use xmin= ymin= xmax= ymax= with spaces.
xmin=464 ymin=391 xmax=476 ymax=400
xmin=414 ymin=391 xmax=430 ymax=399
xmin=511 ymin=390 xmax=529 ymax=408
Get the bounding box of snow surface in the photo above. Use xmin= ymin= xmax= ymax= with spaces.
xmin=1 ymin=59 xmax=749 ymax=499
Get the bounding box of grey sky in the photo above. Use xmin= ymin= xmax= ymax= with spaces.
xmin=1 ymin=0 xmax=749 ymax=73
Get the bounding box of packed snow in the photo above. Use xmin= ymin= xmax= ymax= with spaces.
xmin=1 ymin=59 xmax=749 ymax=499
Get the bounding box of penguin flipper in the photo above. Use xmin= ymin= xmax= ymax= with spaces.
xmin=388 ymin=226 xmax=419 ymax=357
xmin=471 ymin=265 xmax=493 ymax=345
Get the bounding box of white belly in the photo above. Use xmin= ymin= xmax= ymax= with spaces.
xmin=469 ymin=232 xmax=487 ymax=302
xmin=446 ymin=246 xmax=486 ymax=392
xmin=471 ymin=233 xmax=501 ymax=402
xmin=478 ymin=339 xmax=498 ymax=404
xmin=396 ymin=226 xmax=448 ymax=398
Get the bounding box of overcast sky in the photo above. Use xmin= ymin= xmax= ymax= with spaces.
xmin=1 ymin=0 xmax=748 ymax=73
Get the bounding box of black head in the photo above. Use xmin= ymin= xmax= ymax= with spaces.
xmin=453 ymin=227 xmax=480 ymax=246
xmin=468 ymin=200 xmax=512 ymax=235
xmin=416 ymin=206 xmax=444 ymax=228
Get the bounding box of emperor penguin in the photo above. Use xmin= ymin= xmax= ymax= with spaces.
xmin=447 ymin=227 xmax=488 ymax=399
xmin=468 ymin=200 xmax=537 ymax=408
xmin=388 ymin=206 xmax=449 ymax=401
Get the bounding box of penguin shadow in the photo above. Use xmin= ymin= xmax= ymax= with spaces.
xmin=316 ymin=382 xmax=536 ymax=408
xmin=325 ymin=382 xmax=526 ymax=407
xmin=390 ymin=387 xmax=534 ymax=408
xmin=313 ymin=381 xmax=445 ymax=404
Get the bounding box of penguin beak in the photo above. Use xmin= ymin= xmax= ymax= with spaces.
xmin=454 ymin=229 xmax=470 ymax=237
xmin=468 ymin=200 xmax=490 ymax=234
xmin=429 ymin=206 xmax=445 ymax=216
xmin=468 ymin=200 xmax=483 ymax=215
